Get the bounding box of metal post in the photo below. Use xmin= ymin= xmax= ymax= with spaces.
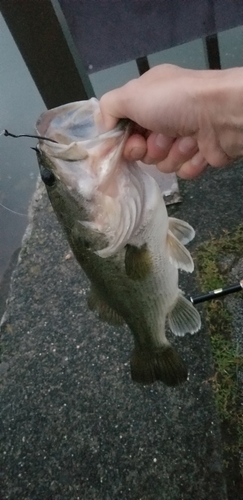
xmin=204 ymin=34 xmax=221 ymax=69
xmin=0 ymin=0 xmax=94 ymax=108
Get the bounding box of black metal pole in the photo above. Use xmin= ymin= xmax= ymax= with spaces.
xmin=204 ymin=34 xmax=221 ymax=70
xmin=0 ymin=0 xmax=94 ymax=108
xmin=136 ymin=56 xmax=150 ymax=76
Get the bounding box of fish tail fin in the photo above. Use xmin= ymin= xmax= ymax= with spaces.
xmin=130 ymin=345 xmax=188 ymax=386
xmin=168 ymin=291 xmax=201 ymax=336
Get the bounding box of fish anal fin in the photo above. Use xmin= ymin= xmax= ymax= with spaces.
xmin=168 ymin=292 xmax=201 ymax=336
xmin=167 ymin=230 xmax=194 ymax=272
xmin=125 ymin=243 xmax=152 ymax=280
xmin=87 ymin=286 xmax=124 ymax=326
xmin=130 ymin=345 xmax=188 ymax=386
xmin=169 ymin=217 xmax=195 ymax=245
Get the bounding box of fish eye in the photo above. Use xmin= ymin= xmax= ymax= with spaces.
xmin=40 ymin=164 xmax=56 ymax=187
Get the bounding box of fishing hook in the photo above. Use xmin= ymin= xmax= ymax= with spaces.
xmin=2 ymin=129 xmax=58 ymax=143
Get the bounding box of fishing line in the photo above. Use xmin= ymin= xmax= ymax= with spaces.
xmin=0 ymin=128 xmax=49 ymax=217
xmin=1 ymin=129 xmax=58 ymax=143
xmin=0 ymin=201 xmax=27 ymax=217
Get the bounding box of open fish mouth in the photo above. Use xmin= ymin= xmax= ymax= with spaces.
xmin=37 ymin=98 xmax=106 ymax=143
xmin=36 ymin=98 xmax=128 ymax=160
xmin=36 ymin=98 xmax=144 ymax=258
xmin=36 ymin=98 xmax=129 ymax=179
xmin=37 ymin=98 xmax=130 ymax=142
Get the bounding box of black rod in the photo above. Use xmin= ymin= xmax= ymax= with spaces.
xmin=190 ymin=281 xmax=243 ymax=305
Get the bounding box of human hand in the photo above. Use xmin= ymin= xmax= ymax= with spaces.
xmin=100 ymin=65 xmax=243 ymax=179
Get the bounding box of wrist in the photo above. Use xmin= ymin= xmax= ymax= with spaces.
xmin=194 ymin=67 xmax=243 ymax=129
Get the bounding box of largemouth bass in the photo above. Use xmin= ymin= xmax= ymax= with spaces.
xmin=35 ymin=98 xmax=201 ymax=386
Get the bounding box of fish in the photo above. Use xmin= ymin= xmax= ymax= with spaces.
xmin=35 ymin=97 xmax=201 ymax=386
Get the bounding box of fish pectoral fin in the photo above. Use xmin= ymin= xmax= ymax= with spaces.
xmin=168 ymin=217 xmax=195 ymax=245
xmin=167 ymin=230 xmax=194 ymax=272
xmin=125 ymin=243 xmax=152 ymax=280
xmin=130 ymin=345 xmax=188 ymax=386
xmin=87 ymin=286 xmax=124 ymax=326
xmin=168 ymin=292 xmax=201 ymax=336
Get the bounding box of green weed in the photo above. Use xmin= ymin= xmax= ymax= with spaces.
xmin=196 ymin=224 xmax=243 ymax=476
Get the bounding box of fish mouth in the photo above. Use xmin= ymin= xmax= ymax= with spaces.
xmin=36 ymin=98 xmax=142 ymax=258
xmin=35 ymin=98 xmax=131 ymax=194
xmin=36 ymin=98 xmax=129 ymax=167
xmin=36 ymin=99 xmax=101 ymax=144
xmin=36 ymin=98 xmax=128 ymax=146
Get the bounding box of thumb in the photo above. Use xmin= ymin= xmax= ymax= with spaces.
xmin=100 ymin=89 xmax=126 ymax=130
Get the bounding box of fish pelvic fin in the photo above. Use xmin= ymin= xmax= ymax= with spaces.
xmin=130 ymin=345 xmax=188 ymax=386
xmin=125 ymin=243 xmax=152 ymax=280
xmin=168 ymin=217 xmax=195 ymax=245
xmin=167 ymin=230 xmax=194 ymax=272
xmin=168 ymin=291 xmax=201 ymax=336
xmin=88 ymin=286 xmax=124 ymax=326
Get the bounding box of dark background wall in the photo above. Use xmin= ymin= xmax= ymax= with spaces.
xmin=58 ymin=0 xmax=243 ymax=72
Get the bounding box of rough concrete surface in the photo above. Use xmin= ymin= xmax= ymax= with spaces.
xmin=1 ymin=162 xmax=243 ymax=500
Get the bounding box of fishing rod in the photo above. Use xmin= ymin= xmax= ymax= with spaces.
xmin=190 ymin=280 xmax=243 ymax=305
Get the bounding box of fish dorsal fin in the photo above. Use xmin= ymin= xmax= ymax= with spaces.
xmin=167 ymin=230 xmax=194 ymax=272
xmin=168 ymin=292 xmax=201 ymax=336
xmin=168 ymin=217 xmax=195 ymax=245
xmin=130 ymin=345 xmax=188 ymax=386
xmin=125 ymin=244 xmax=152 ymax=280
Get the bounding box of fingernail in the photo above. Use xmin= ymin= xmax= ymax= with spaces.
xmin=130 ymin=147 xmax=144 ymax=160
xmin=178 ymin=136 xmax=196 ymax=154
xmin=191 ymin=152 xmax=207 ymax=167
xmin=155 ymin=133 xmax=171 ymax=149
